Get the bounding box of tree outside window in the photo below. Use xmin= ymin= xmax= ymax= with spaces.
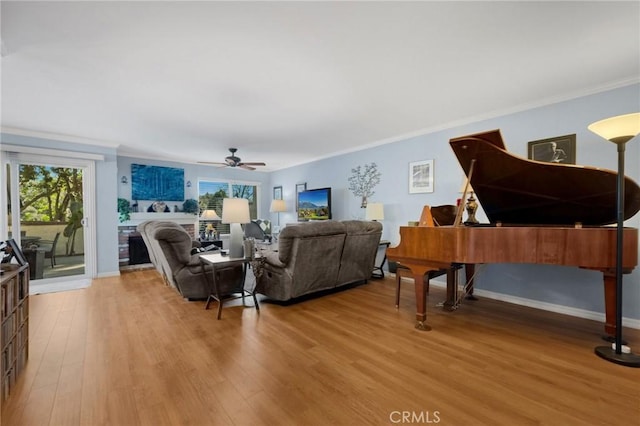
xmin=198 ymin=180 xmax=258 ymax=235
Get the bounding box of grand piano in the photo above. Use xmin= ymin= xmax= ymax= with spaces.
xmin=387 ymin=130 xmax=640 ymax=333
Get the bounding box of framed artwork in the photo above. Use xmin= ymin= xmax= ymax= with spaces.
xmin=295 ymin=183 xmax=307 ymax=211
xmin=273 ymin=186 xmax=283 ymax=200
xmin=131 ymin=164 xmax=185 ymax=201
xmin=527 ymin=134 xmax=576 ymax=164
xmin=409 ymin=160 xmax=434 ymax=194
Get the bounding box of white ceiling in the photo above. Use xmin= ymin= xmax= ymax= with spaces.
xmin=1 ymin=1 xmax=639 ymax=171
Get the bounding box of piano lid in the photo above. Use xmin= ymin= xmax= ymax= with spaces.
xmin=449 ymin=130 xmax=640 ymax=226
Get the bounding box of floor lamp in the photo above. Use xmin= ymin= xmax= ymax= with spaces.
xmin=270 ymin=199 xmax=286 ymax=236
xmin=222 ymin=198 xmax=250 ymax=259
xmin=589 ymin=112 xmax=640 ymax=368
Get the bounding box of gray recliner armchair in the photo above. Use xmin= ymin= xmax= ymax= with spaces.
xmin=140 ymin=221 xmax=243 ymax=300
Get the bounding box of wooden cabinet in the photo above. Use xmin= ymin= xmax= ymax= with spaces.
xmin=0 ymin=264 xmax=29 ymax=411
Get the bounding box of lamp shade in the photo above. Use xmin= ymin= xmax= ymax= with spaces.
xmin=459 ymin=178 xmax=474 ymax=193
xmin=199 ymin=209 xmax=220 ymax=220
xmin=221 ymin=198 xmax=250 ymax=224
xmin=270 ymin=199 xmax=287 ymax=213
xmin=365 ymin=202 xmax=384 ymax=221
xmin=588 ymin=112 xmax=640 ymax=143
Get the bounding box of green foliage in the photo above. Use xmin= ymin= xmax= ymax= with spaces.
xmin=18 ymin=165 xmax=83 ymax=222
xmin=118 ymin=198 xmax=131 ymax=223
xmin=182 ymin=199 xmax=199 ymax=214
xmin=199 ymin=188 xmax=228 ymax=213
xmin=64 ymin=200 xmax=83 ymax=255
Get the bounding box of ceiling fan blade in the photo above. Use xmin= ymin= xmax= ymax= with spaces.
xmin=239 ymin=162 xmax=266 ymax=166
xmin=197 ymin=161 xmax=229 ymax=167
xmin=239 ymin=164 xmax=256 ymax=171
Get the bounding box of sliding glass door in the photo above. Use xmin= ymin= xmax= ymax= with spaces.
xmin=3 ymin=152 xmax=96 ymax=285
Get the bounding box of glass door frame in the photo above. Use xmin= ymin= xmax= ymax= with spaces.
xmin=1 ymin=150 xmax=98 ymax=282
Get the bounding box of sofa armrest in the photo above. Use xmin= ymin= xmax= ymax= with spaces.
xmin=262 ymin=250 xmax=286 ymax=268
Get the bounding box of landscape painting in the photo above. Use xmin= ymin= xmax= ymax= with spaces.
xmin=132 ymin=164 xmax=184 ymax=201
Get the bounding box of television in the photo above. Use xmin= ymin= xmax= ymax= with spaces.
xmin=297 ymin=187 xmax=332 ymax=221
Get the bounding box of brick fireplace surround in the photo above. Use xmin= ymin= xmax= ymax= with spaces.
xmin=117 ymin=213 xmax=198 ymax=269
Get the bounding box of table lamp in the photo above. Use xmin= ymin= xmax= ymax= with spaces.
xmin=459 ymin=178 xmax=479 ymax=225
xmin=365 ymin=202 xmax=384 ymax=221
xmin=588 ymin=112 xmax=640 ymax=368
xmin=199 ymin=209 xmax=220 ymax=240
xmin=222 ymin=198 xmax=250 ymax=258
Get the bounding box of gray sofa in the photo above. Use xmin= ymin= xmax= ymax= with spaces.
xmin=254 ymin=220 xmax=382 ymax=301
xmin=137 ymin=220 xmax=242 ymax=300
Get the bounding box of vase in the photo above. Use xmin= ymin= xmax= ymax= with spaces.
xmin=361 ymin=196 xmax=368 ymax=208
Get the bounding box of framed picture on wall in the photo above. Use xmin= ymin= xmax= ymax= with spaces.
xmin=295 ymin=183 xmax=307 ymax=211
xmin=527 ymin=134 xmax=576 ymax=164
xmin=273 ymin=186 xmax=283 ymax=200
xmin=409 ymin=159 xmax=434 ymax=193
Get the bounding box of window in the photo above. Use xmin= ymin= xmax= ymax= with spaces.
xmin=198 ymin=180 xmax=259 ymax=235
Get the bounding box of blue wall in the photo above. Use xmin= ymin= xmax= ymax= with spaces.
xmin=270 ymin=84 xmax=640 ymax=320
xmin=2 ymin=83 xmax=639 ymax=320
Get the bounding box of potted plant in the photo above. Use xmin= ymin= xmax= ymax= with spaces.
xmin=182 ymin=199 xmax=199 ymax=214
xmin=117 ymin=198 xmax=131 ymax=223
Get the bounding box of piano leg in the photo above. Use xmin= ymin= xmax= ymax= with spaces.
xmin=464 ymin=264 xmax=478 ymax=301
xmin=443 ymin=269 xmax=457 ymax=311
xmin=413 ymin=273 xmax=432 ymax=331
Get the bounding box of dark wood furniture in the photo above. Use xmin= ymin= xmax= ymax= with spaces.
xmin=0 ymin=264 xmax=29 ymax=411
xmin=387 ymin=130 xmax=640 ymax=333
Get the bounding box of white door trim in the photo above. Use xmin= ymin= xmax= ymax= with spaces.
xmin=1 ymin=151 xmax=98 ymax=280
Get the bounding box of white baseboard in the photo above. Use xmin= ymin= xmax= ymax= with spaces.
xmin=96 ymin=270 xmax=120 ymax=278
xmin=401 ymin=276 xmax=640 ymax=330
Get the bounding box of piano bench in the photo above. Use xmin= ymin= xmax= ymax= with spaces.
xmin=395 ymin=264 xmax=448 ymax=308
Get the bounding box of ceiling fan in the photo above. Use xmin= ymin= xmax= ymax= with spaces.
xmin=199 ymin=148 xmax=266 ymax=170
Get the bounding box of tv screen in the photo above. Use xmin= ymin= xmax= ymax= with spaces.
xmin=297 ymin=187 xmax=332 ymax=221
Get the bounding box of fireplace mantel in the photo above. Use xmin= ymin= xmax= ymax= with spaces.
xmin=119 ymin=212 xmax=199 ymax=228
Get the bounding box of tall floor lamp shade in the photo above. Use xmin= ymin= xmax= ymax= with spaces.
xmin=270 ymin=199 xmax=287 ymax=227
xmin=589 ymin=112 xmax=640 ymax=368
xmin=222 ymin=198 xmax=250 ymax=258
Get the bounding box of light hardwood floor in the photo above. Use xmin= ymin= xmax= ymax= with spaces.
xmin=3 ymin=270 xmax=639 ymax=425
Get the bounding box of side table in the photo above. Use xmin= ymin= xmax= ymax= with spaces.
xmin=199 ymin=252 xmax=259 ymax=319
xmin=372 ymin=240 xmax=391 ymax=279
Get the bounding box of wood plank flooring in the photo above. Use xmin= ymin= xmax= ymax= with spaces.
xmin=3 ymin=270 xmax=639 ymax=425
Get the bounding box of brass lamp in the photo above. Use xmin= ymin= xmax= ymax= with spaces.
xmin=200 ymin=209 xmax=220 ymax=240
xmin=589 ymin=112 xmax=640 ymax=368
xmin=459 ymin=179 xmax=479 ymax=225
